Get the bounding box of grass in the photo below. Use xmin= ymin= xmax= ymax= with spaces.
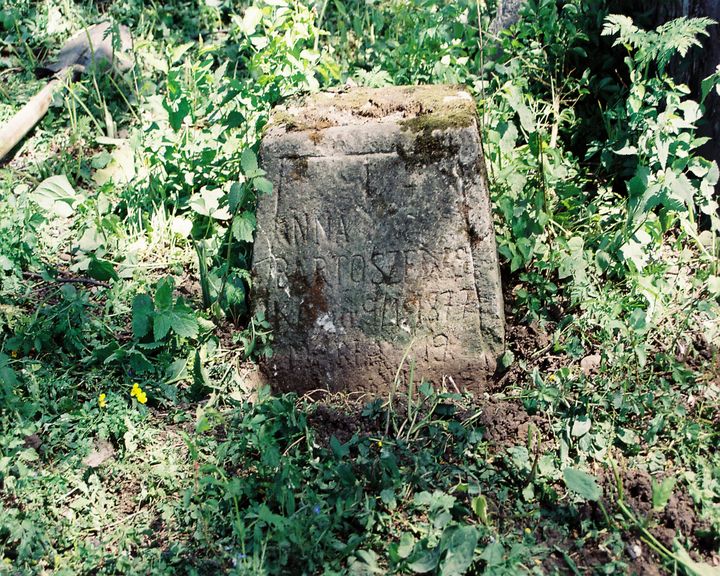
xmin=1 ymin=0 xmax=719 ymax=574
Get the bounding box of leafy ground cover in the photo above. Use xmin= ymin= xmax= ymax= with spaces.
xmin=0 ymin=0 xmax=719 ymax=574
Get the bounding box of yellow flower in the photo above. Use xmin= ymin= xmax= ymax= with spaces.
xmin=131 ymin=383 xmax=147 ymax=404
xmin=524 ymin=527 xmax=532 ymax=535
xmin=10 ymin=350 xmax=18 ymax=358
xmin=98 ymin=393 xmax=107 ymax=408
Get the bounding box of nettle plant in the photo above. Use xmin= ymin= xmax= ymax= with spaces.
xmin=599 ymin=15 xmax=720 ymax=273
xmin=135 ymin=0 xmax=339 ymax=322
xmin=481 ymin=0 xmax=595 ymax=314
xmin=483 ymin=4 xmax=720 ymax=332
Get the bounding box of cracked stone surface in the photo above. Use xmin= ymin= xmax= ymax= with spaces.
xmin=252 ymin=85 xmax=505 ymax=394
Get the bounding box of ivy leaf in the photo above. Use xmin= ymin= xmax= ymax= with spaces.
xmin=232 ymin=211 xmax=256 ymax=242
xmin=563 ymin=467 xmax=602 ymax=502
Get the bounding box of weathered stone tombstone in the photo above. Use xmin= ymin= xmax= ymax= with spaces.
xmin=252 ymin=85 xmax=504 ymax=394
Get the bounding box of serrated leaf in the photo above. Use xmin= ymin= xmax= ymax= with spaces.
xmin=131 ymin=294 xmax=154 ymax=339
xmin=32 ymin=175 xmax=80 ymax=217
xmin=232 ymin=211 xmax=256 ymax=242
xmin=241 ymin=148 xmax=258 ymax=174
xmin=652 ymin=476 xmax=676 ymax=512
xmin=354 ymin=549 xmax=383 ymax=574
xmin=228 ymin=182 xmax=247 ymax=213
xmin=169 ymin=309 xmax=199 ymax=339
xmin=563 ymin=467 xmax=602 ymax=502
xmin=155 ymin=277 xmax=174 ymax=311
xmin=254 ymin=176 xmax=273 ymax=195
xmin=153 ymin=313 xmax=173 ymax=341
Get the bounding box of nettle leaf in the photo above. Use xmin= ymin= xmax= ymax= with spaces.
xmin=228 ymin=182 xmax=247 ymax=213
xmin=154 ymin=313 xmax=173 ymax=341
xmin=32 ymin=175 xmax=81 ymax=218
xmin=170 ymin=298 xmax=199 ymax=338
xmin=241 ymin=148 xmax=259 ymax=174
xmin=155 ymin=277 xmax=174 ymax=311
xmin=232 ymin=211 xmax=257 ymax=242
xmin=254 ymin=176 xmax=273 ymax=195
xmin=131 ymin=294 xmax=154 ymax=339
xmin=563 ymin=467 xmax=602 ymax=502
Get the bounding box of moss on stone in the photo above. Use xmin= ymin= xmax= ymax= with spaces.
xmin=269 ymin=85 xmax=477 ymax=133
xmin=399 ymin=107 xmax=477 ymax=134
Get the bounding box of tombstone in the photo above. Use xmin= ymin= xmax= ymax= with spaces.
xmin=252 ymin=85 xmax=505 ymax=395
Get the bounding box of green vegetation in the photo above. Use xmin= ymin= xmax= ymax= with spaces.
xmin=1 ymin=0 xmax=719 ymax=574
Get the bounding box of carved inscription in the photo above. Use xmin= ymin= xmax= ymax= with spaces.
xmin=253 ymin=86 xmax=505 ymax=393
xmin=255 ymin=155 xmax=483 ymax=364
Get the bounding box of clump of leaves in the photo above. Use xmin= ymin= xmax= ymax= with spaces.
xmin=132 ymin=276 xmax=199 ymax=343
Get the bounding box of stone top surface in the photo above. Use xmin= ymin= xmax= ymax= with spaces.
xmin=268 ymin=84 xmax=478 ymax=131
